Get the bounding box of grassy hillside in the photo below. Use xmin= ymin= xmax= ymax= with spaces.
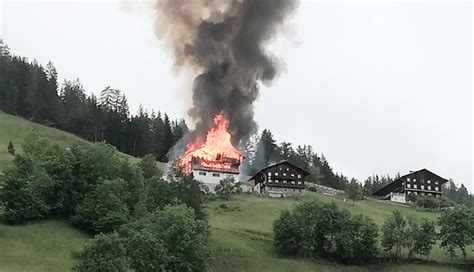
xmin=0 ymin=111 xmax=145 ymax=172
xmin=0 ymin=191 xmax=469 ymax=271
xmin=0 ymin=220 xmax=89 ymax=272
xmin=0 ymin=111 xmax=88 ymax=170
xmin=0 ymin=111 xmax=470 ymax=271
xmin=207 ymin=192 xmax=472 ymax=271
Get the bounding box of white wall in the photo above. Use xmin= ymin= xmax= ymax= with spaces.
xmin=390 ymin=193 xmax=406 ymax=203
xmin=192 ymin=170 xmax=239 ymax=192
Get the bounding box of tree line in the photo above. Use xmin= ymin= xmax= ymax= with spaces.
xmin=0 ymin=53 xmax=186 ymax=161
xmin=1 ymin=48 xmax=351 ymax=189
xmin=247 ymin=129 xmax=349 ymax=189
xmin=274 ymin=201 xmax=474 ymax=265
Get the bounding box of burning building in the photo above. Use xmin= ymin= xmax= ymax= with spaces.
xmin=177 ymin=112 xmax=244 ymax=191
xmin=153 ymin=0 xmax=298 ymax=190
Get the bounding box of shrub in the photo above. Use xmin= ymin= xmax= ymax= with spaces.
xmin=0 ymin=155 xmax=51 ymax=223
xmin=72 ymin=232 xmax=129 ymax=272
xmin=215 ymin=176 xmax=240 ymax=201
xmin=381 ymin=210 xmax=406 ymax=260
xmin=72 ymin=178 xmax=131 ymax=233
xmin=273 ymin=201 xmax=379 ymax=263
xmin=273 ymin=210 xmax=304 ymax=256
xmin=438 ymin=205 xmax=474 ymax=262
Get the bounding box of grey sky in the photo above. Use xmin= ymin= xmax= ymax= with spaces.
xmin=1 ymin=1 xmax=472 ymax=191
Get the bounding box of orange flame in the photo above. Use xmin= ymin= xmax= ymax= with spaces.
xmin=177 ymin=112 xmax=242 ymax=173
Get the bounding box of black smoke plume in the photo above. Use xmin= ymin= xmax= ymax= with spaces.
xmin=154 ymin=0 xmax=298 ymax=149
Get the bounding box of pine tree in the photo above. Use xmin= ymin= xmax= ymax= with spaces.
xmin=7 ymin=141 xmax=15 ymax=155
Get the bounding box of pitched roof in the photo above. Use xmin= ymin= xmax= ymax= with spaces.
xmin=372 ymin=168 xmax=448 ymax=196
xmin=248 ymin=160 xmax=310 ymax=181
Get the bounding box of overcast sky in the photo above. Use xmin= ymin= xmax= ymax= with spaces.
xmin=1 ymin=1 xmax=472 ymax=191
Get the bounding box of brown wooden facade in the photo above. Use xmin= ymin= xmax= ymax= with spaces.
xmin=373 ymin=168 xmax=448 ymax=200
xmin=249 ymin=161 xmax=309 ymax=197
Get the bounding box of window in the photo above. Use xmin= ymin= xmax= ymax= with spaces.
xmin=287 ymin=168 xmax=289 ymax=171
xmin=435 ymin=180 xmax=439 ymax=185
xmin=298 ymin=174 xmax=301 ymax=178
xmin=212 ymin=173 xmax=220 ymax=177
xmin=435 ymin=186 xmax=439 ymax=191
xmin=427 ymin=180 xmax=431 ymax=184
xmin=421 ymin=185 xmax=425 ymax=190
xmin=283 ymin=180 xmax=287 ymax=184
xmin=414 ymin=192 xmax=418 ymax=195
xmin=291 ymin=173 xmax=295 ymax=177
xmin=413 ymin=179 xmax=416 ymax=182
xmin=407 ymin=184 xmax=411 ymax=188
xmin=407 ymin=177 xmax=410 ymax=182
xmin=283 ymin=173 xmax=287 ymax=176
xmin=268 ymin=172 xmax=271 ymax=177
xmin=268 ymin=179 xmax=272 ymax=183
xmin=275 ymin=173 xmax=279 ymax=176
xmin=427 ymin=185 xmax=431 ymax=190
xmin=199 ymin=172 xmax=207 ymax=176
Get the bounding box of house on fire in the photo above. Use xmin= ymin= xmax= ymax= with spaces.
xmin=249 ymin=161 xmax=309 ymax=197
xmin=373 ymin=168 xmax=448 ymax=203
xmin=190 ymin=155 xmax=242 ymax=192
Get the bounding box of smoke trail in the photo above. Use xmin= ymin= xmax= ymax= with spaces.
xmin=153 ymin=0 xmax=298 ymax=147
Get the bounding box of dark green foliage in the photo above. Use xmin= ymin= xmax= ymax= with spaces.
xmin=273 ymin=201 xmax=378 ymax=263
xmin=7 ymin=141 xmax=15 ymax=155
xmin=345 ymin=178 xmax=363 ymax=205
xmin=122 ymin=205 xmax=209 ymax=271
xmin=273 ymin=210 xmax=304 ymax=256
xmin=438 ymin=205 xmax=474 ymax=261
xmin=443 ymin=180 xmax=473 ymax=207
xmin=144 ymin=177 xmax=177 ymax=212
xmin=72 ymin=178 xmax=131 ymax=233
xmin=381 ymin=210 xmax=406 ymax=259
xmin=138 ymin=154 xmax=161 ymax=179
xmin=413 ymin=196 xmax=453 ymax=209
xmin=363 ymin=173 xmax=399 ymax=195
xmin=72 ymin=232 xmax=129 ymax=272
xmin=75 ymin=205 xmax=209 ymax=271
xmin=214 ymin=176 xmax=240 ymax=201
xmin=170 ymin=171 xmax=207 ymax=220
xmin=0 ymin=155 xmax=51 ymax=223
xmin=411 ymin=219 xmax=437 ymax=259
xmin=0 ymin=54 xmax=186 ymax=162
xmin=250 ymin=129 xmax=348 ymax=190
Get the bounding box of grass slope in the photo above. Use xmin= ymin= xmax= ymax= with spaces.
xmin=0 ymin=191 xmax=469 ymax=272
xmin=0 ymin=111 xmax=142 ymax=172
xmin=0 ymin=220 xmax=89 ymax=272
xmin=0 ymin=111 xmax=470 ymax=271
xmin=207 ymin=193 xmax=471 ymax=271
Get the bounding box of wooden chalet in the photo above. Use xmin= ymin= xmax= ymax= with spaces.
xmin=249 ymin=161 xmax=309 ymax=197
xmin=373 ymin=168 xmax=448 ymax=203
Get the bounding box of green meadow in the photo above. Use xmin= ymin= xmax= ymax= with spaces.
xmin=0 ymin=111 xmax=471 ymax=271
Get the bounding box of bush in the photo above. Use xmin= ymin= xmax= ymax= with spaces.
xmin=215 ymin=176 xmax=240 ymax=201
xmin=438 ymin=205 xmax=474 ymax=261
xmin=0 ymin=155 xmax=51 ymax=223
xmin=122 ymin=205 xmax=210 ymax=271
xmin=72 ymin=232 xmax=129 ymax=272
xmin=273 ymin=201 xmax=378 ymax=263
xmin=72 ymin=178 xmax=131 ymax=233
xmin=414 ymin=196 xmax=453 ymax=209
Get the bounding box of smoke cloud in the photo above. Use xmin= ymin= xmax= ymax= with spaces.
xmin=153 ymin=0 xmax=299 ymax=148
